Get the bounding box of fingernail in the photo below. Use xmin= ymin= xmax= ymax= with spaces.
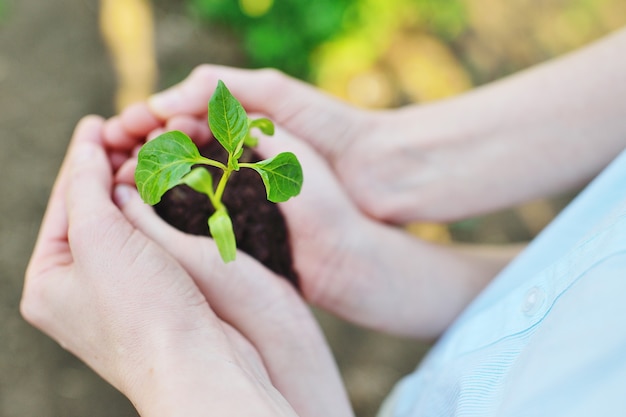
xmin=113 ymin=184 xmax=132 ymax=207
xmin=148 ymin=89 xmax=181 ymax=118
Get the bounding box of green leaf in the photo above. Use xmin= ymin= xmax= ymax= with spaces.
xmin=209 ymin=80 xmax=248 ymax=153
xmin=249 ymin=118 xmax=275 ymax=136
xmin=135 ymin=131 xmax=203 ymax=205
xmin=243 ymin=133 xmax=259 ymax=148
xmin=181 ymin=167 xmax=214 ymax=198
xmin=208 ymin=209 xmax=237 ymax=263
xmin=248 ymin=152 xmax=303 ymax=203
xmin=244 ymin=118 xmax=274 ymax=147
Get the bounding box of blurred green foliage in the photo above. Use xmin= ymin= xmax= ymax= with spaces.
xmin=188 ymin=0 xmax=355 ymax=79
xmin=187 ymin=0 xmax=466 ymax=80
xmin=412 ymin=0 xmax=467 ymax=40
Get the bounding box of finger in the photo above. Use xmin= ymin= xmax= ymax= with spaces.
xmin=114 ymin=157 xmax=137 ymax=186
xmin=103 ymin=116 xmax=136 ymax=150
xmin=109 ymin=149 xmax=129 ymax=172
xmin=165 ymin=114 xmax=212 ymax=147
xmin=119 ymin=102 xmax=162 ymax=137
xmin=113 ymin=184 xmax=254 ymax=308
xmin=27 ymin=116 xmax=105 ymax=277
xmin=115 ymin=183 xmax=352 ymax=417
xmin=255 ymin=127 xmax=358 ymax=230
xmin=148 ymin=65 xmax=365 ymax=161
xmin=147 ymin=127 xmax=166 ymax=141
xmin=65 ymin=117 xmax=123 ymax=256
xmin=113 ymin=183 xmax=222 ymax=264
xmin=23 ymin=116 xmax=106 ymax=336
xmin=103 ymin=104 xmax=162 ymax=151
xmin=114 ymin=116 xmax=210 ymax=185
xmin=148 ymin=65 xmax=312 ymax=119
xmin=254 ymin=125 xmax=362 ymax=289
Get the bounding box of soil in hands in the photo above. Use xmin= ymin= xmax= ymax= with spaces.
xmin=154 ymin=139 xmax=299 ymax=287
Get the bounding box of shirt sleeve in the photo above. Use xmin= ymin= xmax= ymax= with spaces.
xmin=497 ymin=251 xmax=626 ymax=417
xmin=382 ymin=149 xmax=626 ymax=417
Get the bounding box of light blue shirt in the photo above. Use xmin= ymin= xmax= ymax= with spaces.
xmin=384 ymin=148 xmax=626 ymax=417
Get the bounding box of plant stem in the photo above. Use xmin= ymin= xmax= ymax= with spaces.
xmin=213 ymin=154 xmax=236 ymax=207
xmin=198 ymin=156 xmax=228 ymax=171
xmin=213 ymin=171 xmax=231 ymax=209
xmin=204 ymin=182 xmax=222 ymax=212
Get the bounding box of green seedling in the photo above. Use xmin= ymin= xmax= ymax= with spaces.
xmin=135 ymin=80 xmax=303 ymax=262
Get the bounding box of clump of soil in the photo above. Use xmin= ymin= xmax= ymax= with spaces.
xmin=154 ymin=139 xmax=299 ymax=287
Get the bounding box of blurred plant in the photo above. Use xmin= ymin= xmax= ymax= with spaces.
xmin=188 ymin=0 xmax=356 ymax=79
xmin=312 ymin=0 xmax=469 ymax=107
xmin=187 ymin=0 xmax=466 ymax=81
xmin=410 ymin=0 xmax=466 ymax=40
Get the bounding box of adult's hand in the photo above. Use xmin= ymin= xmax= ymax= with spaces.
xmin=102 ymin=66 xmax=428 ymax=224
xmin=106 ymin=27 xmax=626 ymax=222
xmin=113 ymin=118 xmax=513 ymax=340
xmin=22 ymin=117 xmax=353 ymax=417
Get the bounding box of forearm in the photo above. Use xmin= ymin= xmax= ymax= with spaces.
xmin=313 ymin=219 xmax=523 ymax=340
xmin=389 ymin=27 xmax=626 ymax=221
xmin=126 ymin=345 xmax=297 ymax=417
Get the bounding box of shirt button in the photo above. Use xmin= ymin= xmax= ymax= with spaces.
xmin=521 ymin=286 xmax=546 ymax=316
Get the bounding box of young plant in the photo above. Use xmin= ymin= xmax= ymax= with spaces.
xmin=134 ymin=80 xmax=303 ymax=263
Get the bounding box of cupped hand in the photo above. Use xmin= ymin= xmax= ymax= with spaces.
xmin=22 ymin=116 xmax=353 ymax=417
xmin=113 ymin=110 xmax=502 ymax=339
xmin=248 ymin=125 xmax=504 ymax=339
xmin=103 ymin=65 xmax=449 ymax=224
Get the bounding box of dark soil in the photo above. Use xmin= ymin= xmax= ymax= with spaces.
xmin=155 ymin=140 xmax=299 ymax=286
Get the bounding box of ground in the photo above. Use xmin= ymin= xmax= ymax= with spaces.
xmin=0 ymin=1 xmax=428 ymax=415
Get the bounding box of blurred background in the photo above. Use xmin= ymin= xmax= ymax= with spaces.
xmin=1 ymin=0 xmax=625 ymax=415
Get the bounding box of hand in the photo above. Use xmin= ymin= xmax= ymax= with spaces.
xmin=22 ymin=117 xmax=353 ymax=417
xmin=103 ymin=65 xmax=440 ymax=224
xmin=112 ymin=113 xmax=513 ymax=339
xmin=105 ymin=33 xmax=626 ymax=223
xmin=101 ymin=65 xmax=536 ymax=225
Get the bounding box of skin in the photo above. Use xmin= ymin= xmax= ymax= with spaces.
xmin=108 ymin=27 xmax=626 ymax=224
xmin=22 ymin=117 xmax=353 ymax=417
xmin=23 ymin=101 xmax=515 ymax=417
xmin=113 ymin=115 xmax=516 ymax=339
xmin=23 ymin=26 xmax=626 ymax=416
xmin=104 ymin=27 xmax=626 ymax=339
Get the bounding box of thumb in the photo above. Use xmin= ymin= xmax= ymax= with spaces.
xmin=113 ymin=183 xmax=193 ymax=249
xmin=148 ymin=65 xmax=367 ymax=162
xmin=114 ymin=183 xmax=351 ymax=417
xmin=113 ymin=182 xmax=231 ymax=275
xmin=65 ymin=116 xmax=120 ymax=234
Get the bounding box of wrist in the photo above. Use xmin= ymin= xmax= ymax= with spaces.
xmin=390 ymin=31 xmax=626 ymax=222
xmin=104 ymin=317 xmax=294 ymax=417
xmin=325 ymin=217 xmax=515 ymax=339
xmin=125 ymin=341 xmax=296 ymax=417
xmin=370 ymin=97 xmax=505 ymax=222
xmin=387 ymin=88 xmax=571 ymax=221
